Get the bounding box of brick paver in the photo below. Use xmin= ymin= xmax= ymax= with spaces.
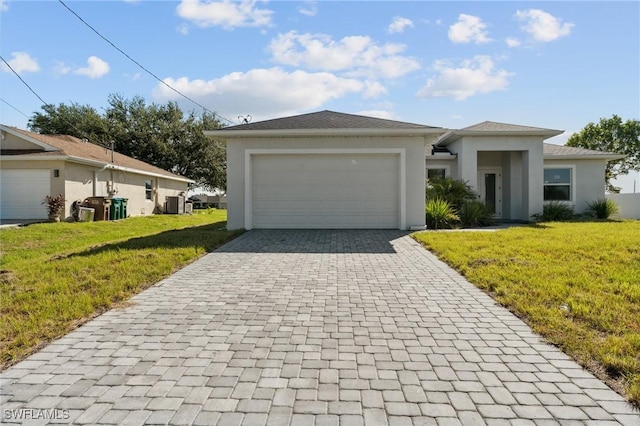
xmin=1 ymin=230 xmax=638 ymax=425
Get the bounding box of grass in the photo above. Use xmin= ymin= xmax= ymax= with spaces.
xmin=413 ymin=221 xmax=640 ymax=406
xmin=0 ymin=211 xmax=242 ymax=369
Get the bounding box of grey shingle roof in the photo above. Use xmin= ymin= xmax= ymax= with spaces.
xmin=222 ymin=110 xmax=441 ymax=131
xmin=543 ymin=143 xmax=621 ymax=157
xmin=462 ymin=121 xmax=558 ymax=132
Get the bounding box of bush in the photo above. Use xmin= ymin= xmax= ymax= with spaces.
xmin=587 ymin=199 xmax=619 ymax=219
xmin=42 ymin=194 xmax=65 ymax=218
xmin=459 ymin=200 xmax=494 ymax=228
xmin=426 ymin=177 xmax=476 ymax=211
xmin=425 ymin=198 xmax=459 ymax=229
xmin=533 ymin=201 xmax=575 ymax=222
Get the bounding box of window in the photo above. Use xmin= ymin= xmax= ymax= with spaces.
xmin=145 ymin=179 xmax=153 ymax=200
xmin=427 ymin=168 xmax=446 ymax=180
xmin=544 ymin=168 xmax=572 ymax=201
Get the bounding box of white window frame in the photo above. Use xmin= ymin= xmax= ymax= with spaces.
xmin=425 ymin=165 xmax=451 ymax=181
xmin=144 ymin=179 xmax=153 ymax=201
xmin=543 ymin=165 xmax=576 ymax=204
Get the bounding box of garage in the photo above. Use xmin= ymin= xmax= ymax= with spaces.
xmin=0 ymin=169 xmax=51 ymax=220
xmin=207 ymin=110 xmax=444 ymax=230
xmin=251 ymin=153 xmax=400 ymax=229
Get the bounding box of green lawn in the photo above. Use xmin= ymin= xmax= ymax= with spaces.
xmin=413 ymin=221 xmax=640 ymax=405
xmin=0 ymin=211 xmax=241 ymax=369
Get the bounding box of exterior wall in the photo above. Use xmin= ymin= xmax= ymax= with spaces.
xmin=1 ymin=132 xmax=43 ymax=150
xmin=0 ymin=159 xmax=66 ymax=218
xmin=0 ymin=159 xmax=188 ymax=220
xmin=607 ymin=193 xmax=640 ymax=219
xmin=543 ymin=159 xmax=607 ymax=213
xmin=425 ymin=156 xmax=457 ymax=179
xmin=226 ymin=135 xmax=433 ymax=230
xmin=448 ymin=136 xmax=544 ymax=221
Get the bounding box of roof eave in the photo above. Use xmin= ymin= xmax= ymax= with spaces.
xmin=206 ymin=127 xmax=447 ymax=139
xmin=436 ymin=129 xmax=564 ymax=146
xmin=544 ymin=154 xmax=626 ymax=161
xmin=0 ymin=125 xmax=59 ymax=151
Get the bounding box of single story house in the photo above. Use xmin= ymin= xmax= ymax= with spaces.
xmin=189 ymin=193 xmax=228 ymax=210
xmin=206 ymin=110 xmax=623 ymax=231
xmin=0 ymin=125 xmax=193 ymax=221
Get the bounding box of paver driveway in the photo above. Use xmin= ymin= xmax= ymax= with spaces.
xmin=1 ymin=230 xmax=638 ymax=425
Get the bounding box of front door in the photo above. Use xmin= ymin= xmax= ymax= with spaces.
xmin=477 ymin=168 xmax=502 ymax=218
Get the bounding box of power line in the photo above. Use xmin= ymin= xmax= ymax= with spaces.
xmin=58 ymin=0 xmax=235 ymax=125
xmin=0 ymin=55 xmax=49 ymax=107
xmin=0 ymin=97 xmax=30 ymax=119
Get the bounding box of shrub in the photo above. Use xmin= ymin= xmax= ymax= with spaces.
xmin=587 ymin=199 xmax=619 ymax=219
xmin=426 ymin=177 xmax=477 ymax=211
xmin=533 ymin=201 xmax=574 ymax=222
xmin=42 ymin=194 xmax=65 ymax=218
xmin=459 ymin=200 xmax=494 ymax=228
xmin=425 ymin=198 xmax=459 ymax=229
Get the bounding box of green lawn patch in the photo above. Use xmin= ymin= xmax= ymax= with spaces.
xmin=413 ymin=221 xmax=640 ymax=405
xmin=0 ymin=211 xmax=242 ymax=369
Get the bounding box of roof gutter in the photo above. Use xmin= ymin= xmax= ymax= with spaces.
xmin=1 ymin=154 xmax=194 ymax=183
xmin=206 ymin=127 xmax=448 ymax=140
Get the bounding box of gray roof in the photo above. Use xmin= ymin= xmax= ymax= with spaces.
xmin=222 ymin=110 xmax=441 ymax=131
xmin=463 ymin=121 xmax=558 ymax=133
xmin=543 ymin=143 xmax=622 ymax=158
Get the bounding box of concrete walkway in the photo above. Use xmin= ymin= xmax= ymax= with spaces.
xmin=1 ymin=230 xmax=638 ymax=425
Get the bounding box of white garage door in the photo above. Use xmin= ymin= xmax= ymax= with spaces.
xmin=252 ymin=153 xmax=399 ymax=229
xmin=0 ymin=169 xmax=51 ymax=220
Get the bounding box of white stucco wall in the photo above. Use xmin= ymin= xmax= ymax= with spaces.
xmin=446 ymin=136 xmax=544 ymax=221
xmin=226 ymin=135 xmax=433 ymax=230
xmin=543 ymin=159 xmax=607 ymax=213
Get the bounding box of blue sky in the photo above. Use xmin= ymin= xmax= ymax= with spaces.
xmin=1 ymin=1 xmax=638 ymax=191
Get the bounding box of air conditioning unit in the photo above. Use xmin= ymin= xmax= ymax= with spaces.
xmin=165 ymin=196 xmax=185 ymax=214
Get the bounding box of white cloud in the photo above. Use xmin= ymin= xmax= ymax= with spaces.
xmin=417 ymin=55 xmax=514 ymax=100
xmin=176 ymin=0 xmax=273 ymax=30
xmin=152 ymin=67 xmax=376 ymax=121
xmin=268 ymin=31 xmax=420 ymax=79
xmin=74 ymin=56 xmax=110 ymax=79
xmin=298 ymin=1 xmax=317 ymax=17
xmin=53 ymin=61 xmax=71 ymax=76
xmin=515 ymin=9 xmax=574 ymax=42
xmin=448 ymin=14 xmax=491 ymax=44
xmin=356 ymin=110 xmax=397 ymax=120
xmin=0 ymin=0 xmax=8 ymax=12
xmin=506 ymin=37 xmax=521 ymax=48
xmin=177 ymin=24 xmax=190 ymax=35
xmin=1 ymin=51 xmax=40 ymax=74
xmin=388 ymin=17 xmax=414 ymax=34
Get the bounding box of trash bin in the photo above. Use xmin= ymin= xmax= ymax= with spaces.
xmin=120 ymin=198 xmax=128 ymax=219
xmin=85 ymin=197 xmax=111 ymax=221
xmin=78 ymin=207 xmax=95 ymax=222
xmin=109 ymin=198 xmax=123 ymax=220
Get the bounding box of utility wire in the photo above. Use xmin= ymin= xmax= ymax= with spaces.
xmin=0 ymin=97 xmax=30 ymax=119
xmin=1 ymin=55 xmax=49 ymax=107
xmin=58 ymin=0 xmax=235 ymax=125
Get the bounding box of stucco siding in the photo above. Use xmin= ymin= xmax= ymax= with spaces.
xmin=544 ymin=159 xmax=607 ymax=213
xmin=226 ymin=135 xmax=431 ymax=230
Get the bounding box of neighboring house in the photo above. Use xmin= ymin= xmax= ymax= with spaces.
xmin=189 ymin=193 xmax=228 ymax=209
xmin=206 ymin=111 xmax=623 ymax=230
xmin=0 ymin=125 xmax=193 ymax=221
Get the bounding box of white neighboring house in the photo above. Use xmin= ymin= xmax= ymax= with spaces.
xmin=0 ymin=125 xmax=194 ymax=221
xmin=207 ymin=111 xmax=624 ymax=230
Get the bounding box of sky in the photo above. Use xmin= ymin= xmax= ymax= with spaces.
xmin=1 ymin=0 xmax=639 ymax=192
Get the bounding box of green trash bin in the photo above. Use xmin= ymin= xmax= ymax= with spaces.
xmin=121 ymin=198 xmax=128 ymax=219
xmin=109 ymin=198 xmax=123 ymax=220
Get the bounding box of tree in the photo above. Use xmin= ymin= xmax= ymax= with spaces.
xmin=566 ymin=115 xmax=640 ymax=192
xmin=27 ymin=95 xmax=227 ymax=191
